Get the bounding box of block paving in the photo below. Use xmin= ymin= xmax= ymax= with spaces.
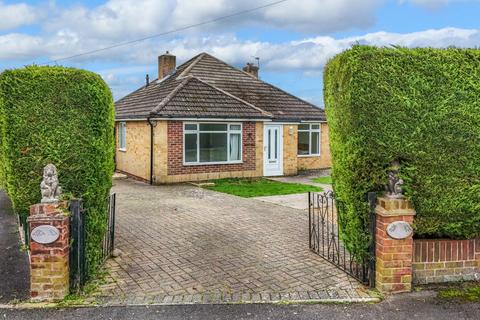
xmin=97 ymin=178 xmax=372 ymax=305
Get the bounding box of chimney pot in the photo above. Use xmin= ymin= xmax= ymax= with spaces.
xmin=243 ymin=62 xmax=259 ymax=78
xmin=158 ymin=52 xmax=176 ymax=79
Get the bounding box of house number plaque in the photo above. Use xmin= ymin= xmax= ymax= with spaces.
xmin=386 ymin=221 xmax=413 ymax=240
xmin=31 ymin=225 xmax=60 ymax=244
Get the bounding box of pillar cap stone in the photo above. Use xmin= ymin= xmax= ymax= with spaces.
xmin=29 ymin=201 xmax=68 ymax=217
xmin=376 ymin=197 xmax=416 ymax=217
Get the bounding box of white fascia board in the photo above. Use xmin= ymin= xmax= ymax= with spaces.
xmin=300 ymin=120 xmax=328 ymax=123
xmin=149 ymin=118 xmax=273 ymax=122
xmin=115 ymin=118 xmax=148 ymax=122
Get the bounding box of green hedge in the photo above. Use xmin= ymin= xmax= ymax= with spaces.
xmin=324 ymin=46 xmax=480 ymax=256
xmin=0 ymin=95 xmax=5 ymax=190
xmin=0 ymin=66 xmax=115 ymax=274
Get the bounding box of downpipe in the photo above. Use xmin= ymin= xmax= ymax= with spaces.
xmin=147 ymin=117 xmax=157 ymax=185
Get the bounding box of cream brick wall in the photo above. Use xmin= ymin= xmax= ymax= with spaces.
xmin=153 ymin=120 xmax=168 ymax=183
xmin=115 ymin=121 xmax=150 ymax=181
xmin=297 ymin=123 xmax=331 ymax=171
xmin=283 ymin=124 xmax=298 ymax=176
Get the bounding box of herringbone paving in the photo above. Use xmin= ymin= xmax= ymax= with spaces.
xmin=97 ymin=179 xmax=372 ymax=304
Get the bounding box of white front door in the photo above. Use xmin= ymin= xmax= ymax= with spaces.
xmin=263 ymin=124 xmax=283 ymax=176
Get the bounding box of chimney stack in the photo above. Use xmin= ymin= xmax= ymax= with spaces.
xmin=158 ymin=51 xmax=176 ymax=79
xmin=243 ymin=62 xmax=259 ymax=78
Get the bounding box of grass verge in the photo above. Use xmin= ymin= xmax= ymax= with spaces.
xmin=56 ymin=268 xmax=111 ymax=307
xmin=311 ymin=176 xmax=332 ymax=184
xmin=205 ymin=178 xmax=323 ymax=197
xmin=437 ymin=283 xmax=480 ymax=302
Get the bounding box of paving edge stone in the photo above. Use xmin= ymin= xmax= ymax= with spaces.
xmin=0 ymin=297 xmax=381 ymax=309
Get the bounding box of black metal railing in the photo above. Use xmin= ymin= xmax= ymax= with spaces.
xmin=69 ymin=193 xmax=116 ymax=291
xmin=18 ymin=214 xmax=30 ymax=246
xmin=308 ymin=191 xmax=377 ymax=287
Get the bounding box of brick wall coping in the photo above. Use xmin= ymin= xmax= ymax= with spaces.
xmin=27 ymin=215 xmax=68 ymax=222
xmin=376 ymin=206 xmax=416 ymax=217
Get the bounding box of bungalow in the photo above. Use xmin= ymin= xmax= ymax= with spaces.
xmin=114 ymin=52 xmax=331 ymax=184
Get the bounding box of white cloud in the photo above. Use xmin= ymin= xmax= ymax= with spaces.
xmin=87 ymin=26 xmax=480 ymax=100
xmin=0 ymin=1 xmax=39 ymax=30
xmin=261 ymin=0 xmax=382 ymax=33
xmin=170 ymin=0 xmax=383 ymax=34
xmin=345 ymin=28 xmax=479 ymax=48
xmin=44 ymin=0 xmax=176 ymax=41
xmin=1 ymin=27 xmax=479 ymax=69
xmin=42 ymin=0 xmax=383 ymax=43
xmin=0 ymin=34 xmax=45 ymax=60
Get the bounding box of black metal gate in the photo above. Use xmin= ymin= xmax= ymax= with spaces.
xmin=102 ymin=193 xmax=116 ymax=261
xmin=69 ymin=193 xmax=116 ymax=291
xmin=308 ymin=191 xmax=377 ymax=287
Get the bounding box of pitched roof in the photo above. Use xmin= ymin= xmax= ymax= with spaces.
xmin=115 ymin=53 xmax=326 ymax=121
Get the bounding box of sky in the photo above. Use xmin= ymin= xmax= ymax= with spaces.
xmin=0 ymin=0 xmax=479 ymax=106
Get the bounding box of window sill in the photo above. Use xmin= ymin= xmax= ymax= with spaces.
xmin=118 ymin=148 xmax=127 ymax=152
xmin=183 ymin=161 xmax=243 ymax=166
xmin=297 ymin=154 xmax=320 ymax=158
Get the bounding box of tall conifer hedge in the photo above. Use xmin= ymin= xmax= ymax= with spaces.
xmin=0 ymin=66 xmax=115 ymax=274
xmin=324 ymin=46 xmax=480 ymax=256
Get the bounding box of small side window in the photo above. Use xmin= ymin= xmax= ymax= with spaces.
xmin=119 ymin=122 xmax=126 ymax=150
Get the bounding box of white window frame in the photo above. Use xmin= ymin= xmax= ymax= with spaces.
xmin=183 ymin=122 xmax=243 ymax=165
xmin=297 ymin=123 xmax=321 ymax=157
xmin=118 ymin=122 xmax=127 ymax=151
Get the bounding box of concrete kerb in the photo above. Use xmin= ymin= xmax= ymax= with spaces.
xmin=0 ymin=297 xmax=381 ymax=309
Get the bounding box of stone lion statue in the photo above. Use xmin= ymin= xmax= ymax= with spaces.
xmin=40 ymin=164 xmax=62 ymax=203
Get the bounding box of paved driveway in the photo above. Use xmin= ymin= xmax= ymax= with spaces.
xmin=98 ymin=178 xmax=370 ymax=305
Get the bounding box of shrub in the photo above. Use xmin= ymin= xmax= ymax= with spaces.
xmin=0 ymin=66 xmax=115 ymax=275
xmin=324 ymin=46 xmax=480 ymax=256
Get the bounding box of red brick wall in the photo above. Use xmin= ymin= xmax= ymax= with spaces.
xmin=167 ymin=121 xmax=257 ymax=176
xmin=413 ymin=239 xmax=480 ymax=284
xmin=28 ymin=202 xmax=70 ymax=301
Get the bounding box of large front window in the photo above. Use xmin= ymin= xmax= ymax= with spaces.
xmin=184 ymin=123 xmax=242 ymax=164
xmin=298 ymin=124 xmax=320 ymax=156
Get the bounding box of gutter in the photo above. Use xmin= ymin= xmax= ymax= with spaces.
xmin=115 ymin=117 xmax=273 ymax=122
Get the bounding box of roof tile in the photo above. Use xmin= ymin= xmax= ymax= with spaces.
xmin=115 ymin=52 xmax=325 ymax=121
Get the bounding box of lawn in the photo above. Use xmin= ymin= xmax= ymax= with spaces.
xmin=205 ymin=178 xmax=323 ymax=197
xmin=311 ymin=176 xmax=333 ymax=184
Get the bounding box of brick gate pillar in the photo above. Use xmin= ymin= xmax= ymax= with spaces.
xmin=28 ymin=202 xmax=69 ymax=301
xmin=375 ymin=197 xmax=416 ymax=293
